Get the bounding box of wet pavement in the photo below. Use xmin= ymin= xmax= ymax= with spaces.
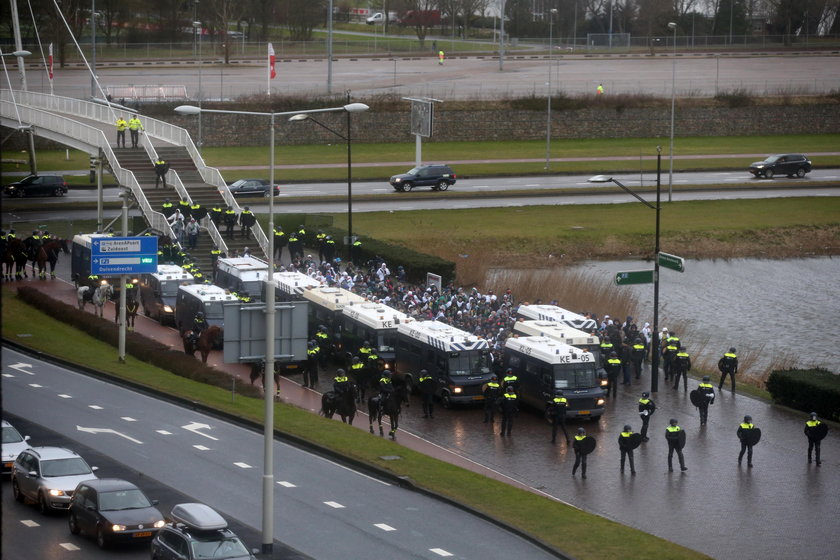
xmin=6 ymin=257 xmax=839 ymax=560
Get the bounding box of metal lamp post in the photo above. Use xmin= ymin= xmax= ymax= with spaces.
xmin=545 ymin=8 xmax=557 ymax=170
xmin=91 ymin=0 xmax=97 ymax=97
xmin=588 ymin=147 xmax=663 ymax=393
xmin=174 ymin=100 xmax=368 ymax=554
xmin=290 ymin=99 xmax=370 ymax=262
xmin=193 ymin=19 xmax=203 ymax=153
xmin=667 ymin=21 xmax=676 ymax=203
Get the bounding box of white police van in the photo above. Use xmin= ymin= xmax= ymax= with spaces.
xmin=513 ymin=320 xmax=604 ymax=365
xmin=139 ymin=264 xmax=194 ymax=326
xmin=341 ymin=301 xmax=414 ymax=371
xmin=213 ymin=256 xmax=268 ymax=301
xmin=302 ymin=285 xmax=366 ymax=336
xmin=504 ymin=335 xmax=606 ymax=419
xmin=272 ymin=271 xmax=321 ymax=302
xmin=395 ymin=320 xmax=493 ymax=406
xmin=175 ymin=284 xmax=238 ymax=335
xmin=516 ymin=304 xmax=597 ymax=331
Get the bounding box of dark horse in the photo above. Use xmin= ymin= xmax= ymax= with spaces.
xmin=115 ymin=293 xmax=140 ymax=330
xmin=3 ymin=238 xmax=29 ymax=280
xmin=249 ymin=362 xmax=281 ymax=395
xmin=368 ymin=386 xmax=407 ymax=439
xmin=35 ymin=238 xmax=69 ymax=279
xmin=321 ymin=385 xmax=357 ymax=425
xmin=183 ymin=325 xmax=222 ymax=364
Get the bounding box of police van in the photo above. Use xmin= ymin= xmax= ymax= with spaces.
xmin=139 ymin=264 xmax=194 ymax=326
xmin=503 ymin=335 xmax=606 ymax=419
xmin=272 ymin=271 xmax=321 ymax=302
xmin=213 ymin=256 xmax=268 ymax=301
xmin=514 ymin=320 xmax=604 ymax=366
xmin=341 ymin=301 xmax=414 ymax=371
xmin=175 ymin=284 xmax=238 ymax=335
xmin=71 ymin=233 xmax=118 ymax=284
xmin=302 ymin=286 xmax=367 ymax=336
xmin=516 ymin=304 xmax=597 ymax=331
xmin=395 ymin=320 xmax=493 ymax=406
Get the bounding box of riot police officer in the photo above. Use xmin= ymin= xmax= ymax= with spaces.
xmin=499 ymin=385 xmax=518 ymax=436
xmin=418 ymin=369 xmax=438 ymax=419
xmin=618 ymin=425 xmax=637 ymax=475
xmin=804 ymin=412 xmax=826 ymax=466
xmin=665 ymin=418 xmax=687 ymax=472
xmin=638 ymin=391 xmax=656 ymax=442
xmin=737 ymin=415 xmax=758 ymax=467
xmin=672 ymin=345 xmax=691 ymax=391
xmin=482 ymin=376 xmax=501 ymax=424
xmin=718 ymin=347 xmax=739 ymax=392
xmin=547 ymin=390 xmax=570 ymax=444
xmin=697 ymin=376 xmax=715 ymax=425
xmin=604 ymin=351 xmax=622 ymax=398
xmin=572 ymin=428 xmax=589 ymax=479
xmin=304 ymin=340 xmax=319 ymax=389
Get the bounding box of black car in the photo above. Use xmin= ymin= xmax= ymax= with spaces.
xmin=4 ymin=174 xmax=69 ymax=197
xmin=748 ymin=154 xmax=812 ymax=178
xmin=389 ymin=164 xmax=457 ymax=192
xmin=151 ymin=503 xmax=256 ymax=560
xmin=226 ymin=178 xmax=279 ymax=197
xmin=68 ymin=478 xmax=164 ymax=549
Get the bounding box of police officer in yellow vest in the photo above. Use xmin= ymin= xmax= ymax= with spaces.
xmin=161 ymin=199 xmax=175 ymax=218
xmin=115 ymin=116 xmax=127 ymax=148
xmin=499 ymin=385 xmax=518 ymax=436
xmin=737 ymin=415 xmax=758 ymax=467
xmin=572 ymin=427 xmax=589 ymax=478
xmin=618 ymin=425 xmax=637 ymax=475
xmin=548 ymin=390 xmax=570 ymax=444
xmin=273 ymin=226 xmax=286 ymax=260
xmin=630 ymin=338 xmax=646 ymax=380
xmin=502 ymin=368 xmax=519 ymax=396
xmin=418 ymin=369 xmax=438 ymax=419
xmin=662 ymin=335 xmax=680 ymax=381
xmin=223 ymin=208 xmax=237 ymax=239
xmin=350 ymin=356 xmax=367 ymax=403
xmin=154 ymin=158 xmax=169 ymax=188
xmin=672 ymin=345 xmax=692 ymax=391
xmin=804 ymin=412 xmax=825 ymax=466
xmin=697 ymin=376 xmax=715 ymax=425
xmin=304 ymin=340 xmax=320 ymax=389
xmin=605 ymin=352 xmax=622 ymax=398
xmin=314 ymin=326 xmax=330 ymax=369
xmin=718 ymin=347 xmax=739 ymax=392
xmin=482 ymin=375 xmax=501 ymax=424
xmin=665 ymin=418 xmax=687 ymax=472
xmin=128 ymin=114 xmax=144 ymax=148
xmin=638 ymin=392 xmax=656 ymax=441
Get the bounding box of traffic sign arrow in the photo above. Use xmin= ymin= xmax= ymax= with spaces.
xmin=181 ymin=421 xmax=219 ymax=440
xmin=76 ymin=425 xmax=143 ymax=444
xmin=615 ymin=270 xmax=654 ymax=285
xmin=8 ymin=362 xmax=34 ymax=375
xmin=658 ymin=252 xmax=685 ymax=273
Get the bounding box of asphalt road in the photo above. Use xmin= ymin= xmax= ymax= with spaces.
xmin=1 ymin=347 xmax=560 ymax=560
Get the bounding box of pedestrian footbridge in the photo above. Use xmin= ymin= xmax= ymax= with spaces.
xmin=1 ymin=89 xmax=268 ymax=273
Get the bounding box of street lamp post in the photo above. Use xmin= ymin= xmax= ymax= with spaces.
xmin=174 ymin=100 xmax=368 ymax=553
xmin=193 ymin=19 xmax=203 ymax=153
xmin=91 ymin=0 xmax=97 ymax=97
xmin=588 ymin=147 xmax=663 ymax=393
xmin=291 ymin=98 xmax=370 ymax=262
xmin=545 ymin=8 xmax=557 ymax=170
xmin=667 ymin=21 xmax=677 ymax=203
xmin=1 ymin=49 xmax=35 ymax=173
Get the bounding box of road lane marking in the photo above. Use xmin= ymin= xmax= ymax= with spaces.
xmin=29 ymin=384 xmax=42 ymax=388
xmin=234 ymin=462 xmax=252 ymax=469
xmin=156 ymin=430 xmax=172 ymax=435
xmin=277 ymin=481 xmax=296 ymax=487
xmin=121 ymin=417 xmax=137 ymax=422
xmin=20 ymin=520 xmax=40 ymax=527
xmin=76 ymin=425 xmax=143 ymax=444
xmin=2 ymin=373 xmax=13 ymax=378
xmin=430 ymin=549 xmax=453 ymax=557
xmin=374 ymin=523 xmax=395 ymax=531
xmin=58 ymin=394 xmax=72 ymax=398
xmin=193 ymin=445 xmax=210 ymax=451
xmin=324 ymin=501 xmax=345 ymax=509
xmin=9 ymin=362 xmax=34 ymax=375
xmin=181 ymin=421 xmax=219 ymax=440
xmin=88 ymin=405 xmax=103 ymax=410
xmin=59 ymin=543 xmax=81 ymax=551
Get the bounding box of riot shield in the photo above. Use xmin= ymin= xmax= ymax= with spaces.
xmin=689 ymin=389 xmax=704 ymax=407
xmin=580 ymin=436 xmax=597 ymax=455
xmin=741 ymin=427 xmax=761 ymax=446
xmin=811 ymin=423 xmax=829 ymax=442
xmin=625 ymin=432 xmax=643 ymax=450
xmin=676 ymin=429 xmax=687 ymax=450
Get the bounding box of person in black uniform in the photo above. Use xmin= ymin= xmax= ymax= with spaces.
xmin=499 ymin=385 xmax=518 ymax=436
xmin=482 ymin=375 xmax=501 ymax=424
xmin=630 ymin=338 xmax=646 ymax=380
xmin=547 ymin=390 xmax=570 ymax=444
xmin=223 ymin=208 xmax=237 ymax=239
xmin=638 ymin=391 xmax=656 ymax=442
xmin=618 ymin=424 xmax=637 ymax=475
xmin=672 ymin=345 xmax=691 ymax=391
xmin=418 ymin=369 xmax=438 ymax=419
xmin=697 ymin=376 xmax=715 ymax=425
xmin=304 ymin=340 xmax=319 ymax=389
xmin=665 ymin=418 xmax=687 ymax=472
xmin=239 ymin=206 xmax=256 ymax=239
xmin=572 ymin=427 xmax=589 ymax=479
xmin=502 ymin=368 xmax=520 ymax=396
xmin=737 ymin=415 xmax=757 ymax=467
xmin=604 ymin=351 xmax=622 ymax=398
xmin=804 ymin=412 xmax=824 ymax=466
xmin=349 ymin=356 xmax=367 ymax=403
xmin=718 ymin=347 xmax=739 ymax=392
xmin=662 ymin=335 xmax=679 ymax=381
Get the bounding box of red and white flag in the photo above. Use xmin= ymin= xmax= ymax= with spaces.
xmin=268 ymin=43 xmax=276 ymax=79
xmin=48 ymin=43 xmax=54 ymax=80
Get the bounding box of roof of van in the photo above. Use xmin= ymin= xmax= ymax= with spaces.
xmin=504 ymin=336 xmax=594 ymax=364
xmin=273 ymin=271 xmax=322 ymax=295
xmin=178 ymin=283 xmax=238 ymax=302
xmin=397 ymin=320 xmax=488 ymax=351
xmin=303 ymin=286 xmax=366 ymax=312
xmin=516 ymin=304 xmax=597 ymax=330
xmin=151 ymin=264 xmax=194 ymax=282
xmin=342 ymin=301 xmax=413 ymax=331
xmin=72 ymin=232 xmax=112 ymax=247
xmin=513 ymin=320 xmax=599 ymax=344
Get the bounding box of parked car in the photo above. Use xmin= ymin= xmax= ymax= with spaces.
xmin=748 ymin=154 xmax=812 ymax=178
xmin=150 ymin=503 xmax=256 ymax=560
xmin=226 ymin=178 xmax=279 ymax=197
xmin=2 ymin=420 xmax=32 ymax=475
xmin=366 ymin=12 xmax=397 ymax=24
xmin=11 ymin=446 xmax=98 ymax=513
xmin=4 ymin=174 xmax=69 ymax=197
xmin=389 ymin=164 xmax=457 ymax=192
xmin=68 ymin=478 xmax=165 ymax=548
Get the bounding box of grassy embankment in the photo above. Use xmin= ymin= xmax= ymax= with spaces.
xmin=1 ymin=286 xmax=709 ymax=560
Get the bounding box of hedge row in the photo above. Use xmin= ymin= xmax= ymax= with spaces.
xmin=766 ymin=368 xmax=840 ymax=421
xmin=16 ymin=286 xmax=263 ymax=398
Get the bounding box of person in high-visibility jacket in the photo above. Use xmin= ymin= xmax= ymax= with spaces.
xmin=115 ymin=116 xmax=128 ymax=148
xmin=128 ymin=114 xmax=144 ymax=148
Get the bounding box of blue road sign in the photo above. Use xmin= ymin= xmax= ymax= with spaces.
xmin=91 ymin=236 xmax=158 ymax=275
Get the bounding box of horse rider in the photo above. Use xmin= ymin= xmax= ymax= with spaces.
xmin=378 ymin=369 xmax=395 ymax=400
xmin=189 ymin=311 xmax=207 ymax=347
xmin=333 ymin=368 xmax=351 ymax=396
xmin=349 ymin=356 xmax=368 ymax=403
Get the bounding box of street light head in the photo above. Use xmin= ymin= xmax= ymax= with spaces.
xmin=588 ymin=175 xmax=613 ymax=183
xmin=288 ymin=114 xmax=309 ymax=122
xmin=193 ymin=21 xmax=201 ymax=28
xmin=343 ymin=103 xmax=370 ymax=113
xmin=174 ymin=105 xmax=202 ymax=115
xmin=667 ymin=22 xmax=677 ymax=30
xmin=11 ymin=50 xmax=32 ymax=57
xmin=550 ymin=8 xmax=557 ymax=14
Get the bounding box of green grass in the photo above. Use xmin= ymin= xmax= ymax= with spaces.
xmin=0 ymin=285 xmax=710 ymax=560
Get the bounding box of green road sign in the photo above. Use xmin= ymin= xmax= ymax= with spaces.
xmin=615 ymin=270 xmax=654 ymax=285
xmin=658 ymin=252 xmax=685 ymax=273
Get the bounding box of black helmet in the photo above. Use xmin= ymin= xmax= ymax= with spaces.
xmin=577 ymin=427 xmax=585 ymax=434
xmin=195 ymin=311 xmax=205 ymax=319
xmin=336 ymin=368 xmax=345 ymax=376
xmin=623 ymin=424 xmax=632 ymax=432
xmin=610 ymin=351 xmax=618 ymax=357
xmin=744 ymin=415 xmax=752 ymax=423
xmin=308 ymin=340 xmax=316 ymax=348
xmin=364 ymin=340 xmax=370 ymax=346
xmin=641 ymin=391 xmax=650 ymax=398
xmin=506 ymin=368 xmax=513 ymax=374
xmin=702 ymin=375 xmax=710 ymax=382
xmin=319 ymin=325 xmax=326 ymax=331
xmin=555 ymin=390 xmax=564 ymax=397
xmin=352 ymin=356 xmax=360 ymax=363
xmin=491 ymin=375 xmax=498 ymax=381
xmin=634 ymin=338 xmax=642 ymax=343
xmin=810 ymin=412 xmax=818 ymax=418
xmin=420 ymin=369 xmax=428 ymax=375
xmin=669 ymin=418 xmax=678 ymax=425
xmin=382 ymin=369 xmax=392 ymax=377
xmin=729 ymin=347 xmax=736 ymax=353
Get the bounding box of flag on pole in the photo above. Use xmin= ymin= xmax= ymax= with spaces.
xmin=268 ymin=43 xmax=276 ymax=79
xmin=48 ymin=43 xmax=54 ymax=80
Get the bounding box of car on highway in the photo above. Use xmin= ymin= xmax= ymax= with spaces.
xmin=748 ymin=154 xmax=812 ymax=178
xmin=151 ymin=503 xmax=256 ymax=560
xmin=12 ymin=446 xmax=98 ymax=513
xmin=2 ymin=419 xmax=32 ymax=475
xmin=68 ymin=478 xmax=165 ymax=548
xmin=3 ymin=174 xmax=69 ymax=197
xmin=389 ymin=164 xmax=457 ymax=192
xmin=226 ymin=178 xmax=280 ymax=197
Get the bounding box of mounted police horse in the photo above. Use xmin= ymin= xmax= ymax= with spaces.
xmin=183 ymin=325 xmax=222 ymax=364
xmin=77 ymin=283 xmax=114 ymax=317
xmin=3 ymin=238 xmax=30 ymax=280
xmin=321 ymin=384 xmax=357 ymax=425
xmin=114 ymin=289 xmax=140 ymax=330
xmin=34 ymin=238 xmax=69 ymax=279
xmin=367 ymin=385 xmax=407 ymax=439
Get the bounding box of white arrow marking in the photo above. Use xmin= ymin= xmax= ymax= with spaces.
xmin=76 ymin=425 xmax=143 ymax=444
xmin=430 ymin=549 xmax=453 ymax=557
xmin=20 ymin=520 xmax=40 ymax=527
xmin=277 ymin=481 xmax=296 ymax=488
xmin=59 ymin=543 xmax=81 ymax=551
xmin=181 ymin=422 xmax=219 ymax=441
xmin=374 ymin=523 xmax=396 ymax=531
xmin=9 ymin=362 xmax=34 ymax=375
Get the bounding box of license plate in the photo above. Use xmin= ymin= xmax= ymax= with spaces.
xmin=472 ymin=395 xmax=484 ymax=401
xmin=134 ymin=532 xmax=153 ymax=538
xmin=3 ymin=462 xmax=12 ymax=468
xmin=578 ymin=410 xmax=591 ymax=415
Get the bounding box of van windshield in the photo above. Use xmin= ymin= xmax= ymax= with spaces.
xmin=377 ymin=333 xmax=397 ymax=354
xmin=553 ymin=364 xmax=598 ymax=389
xmin=448 ymin=350 xmax=491 ymax=377
xmin=159 ymin=280 xmax=180 ymax=297
xmin=241 ymin=281 xmax=262 ymax=296
xmin=204 ymin=302 xmax=224 ymax=318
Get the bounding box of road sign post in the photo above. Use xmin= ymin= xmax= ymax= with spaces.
xmin=658 ymin=252 xmax=685 ymax=273
xmin=91 ymin=236 xmax=158 ymax=276
xmin=615 ymin=270 xmax=654 ymax=285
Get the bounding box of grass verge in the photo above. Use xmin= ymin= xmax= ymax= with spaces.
xmin=1 ymin=284 xmax=709 ymax=560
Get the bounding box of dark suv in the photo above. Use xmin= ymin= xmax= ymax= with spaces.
xmin=390 ymin=164 xmax=457 ymax=192
xmin=226 ymin=178 xmax=279 ymax=197
xmin=748 ymin=154 xmax=812 ymax=178
xmin=4 ymin=174 xmax=69 ymax=197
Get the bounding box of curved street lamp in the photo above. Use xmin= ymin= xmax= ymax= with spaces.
xmin=667 ymin=21 xmax=677 ymax=203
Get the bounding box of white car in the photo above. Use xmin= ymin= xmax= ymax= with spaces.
xmin=2 ymin=420 xmax=32 ymax=475
xmin=12 ymin=446 xmax=99 ymax=513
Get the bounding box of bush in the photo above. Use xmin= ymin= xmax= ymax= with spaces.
xmin=715 ymin=89 xmax=753 ymax=108
xmin=766 ymin=367 xmax=840 ymax=421
xmin=15 ymin=287 xmax=263 ymax=398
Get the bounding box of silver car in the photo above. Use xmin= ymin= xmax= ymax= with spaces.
xmin=2 ymin=420 xmax=32 ymax=475
xmin=11 ymin=446 xmax=98 ymax=513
